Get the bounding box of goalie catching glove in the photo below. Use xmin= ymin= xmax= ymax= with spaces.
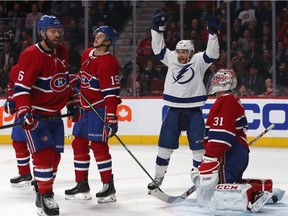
xmin=152 ymin=13 xmax=166 ymax=32
xmin=104 ymin=114 xmax=118 ymax=140
xmin=17 ymin=107 xmax=39 ymax=131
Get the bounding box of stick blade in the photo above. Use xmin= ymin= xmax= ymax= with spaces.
xmin=149 ymin=185 xmax=196 ymax=204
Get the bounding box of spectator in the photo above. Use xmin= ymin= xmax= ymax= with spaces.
xmin=11 ymin=18 xmax=25 ymax=48
xmin=63 ymin=39 xmax=81 ymax=74
xmin=64 ymin=19 xmax=82 ymax=47
xmin=6 ymin=3 xmax=26 ymax=26
xmin=165 ymin=30 xmax=177 ymax=50
xmin=154 ymin=1 xmax=174 ymax=24
xmin=230 ymin=40 xmax=239 ymax=59
xmin=258 ymin=1 xmax=272 ymax=26
xmin=238 ymin=1 xmax=256 ymax=28
xmin=247 ymin=37 xmax=262 ymax=65
xmin=277 ymin=23 xmax=288 ymax=50
xmin=243 ymin=63 xmax=265 ymax=96
xmin=25 ymin=3 xmax=43 ymax=31
xmin=231 ymin=49 xmax=250 ymax=86
xmin=260 ymin=78 xmax=281 ymax=96
xmin=139 ymin=59 xmax=159 ymax=95
xmin=238 ymin=29 xmax=251 ymax=52
xmin=246 ymin=18 xmax=261 ymax=40
xmin=260 ymin=48 xmax=273 ymax=78
xmin=0 ymin=21 xmax=14 ymax=52
xmin=276 ymin=63 xmax=288 ymax=90
xmin=184 ymin=18 xmax=202 ymax=39
xmin=0 ymin=65 xmax=8 ymax=96
xmin=231 ymin=18 xmax=243 ymax=42
xmin=235 ymin=84 xmax=250 ymax=97
xmin=1 ymin=42 xmax=16 ymax=68
xmin=189 ymin=30 xmax=204 ymax=52
xmin=276 ymin=41 xmax=285 ymax=65
xmin=260 ymin=25 xmax=272 ymax=50
xmin=137 ymin=29 xmax=153 ymax=56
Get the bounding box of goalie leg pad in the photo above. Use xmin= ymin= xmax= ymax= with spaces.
xmin=209 ymin=183 xmax=252 ymax=211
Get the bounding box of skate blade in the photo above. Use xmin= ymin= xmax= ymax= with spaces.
xmin=37 ymin=207 xmax=59 ymax=216
xmin=97 ymin=194 xmax=116 ymax=203
xmin=65 ymin=192 xmax=92 ymax=200
xmin=11 ymin=181 xmax=33 ymax=187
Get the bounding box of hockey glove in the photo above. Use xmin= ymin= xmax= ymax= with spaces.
xmin=104 ymin=115 xmax=118 ymax=139
xmin=197 ymin=155 xmax=220 ymax=188
xmin=207 ymin=16 xmax=220 ymax=35
xmin=152 ymin=13 xmax=166 ymax=32
xmin=67 ymin=93 xmax=84 ymax=122
xmin=17 ymin=107 xmax=39 ymax=131
xmin=4 ymin=97 xmax=16 ymax=116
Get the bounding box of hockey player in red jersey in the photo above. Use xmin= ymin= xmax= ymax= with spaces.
xmin=195 ymin=69 xmax=285 ymax=212
xmin=65 ymin=26 xmax=121 ymax=203
xmin=4 ymin=64 xmax=33 ymax=187
xmin=13 ymin=15 xmax=80 ymax=216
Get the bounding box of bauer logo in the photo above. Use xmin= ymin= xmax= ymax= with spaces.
xmin=117 ymin=105 xmax=132 ymax=122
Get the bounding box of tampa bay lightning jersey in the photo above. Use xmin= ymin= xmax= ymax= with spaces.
xmin=151 ymin=30 xmax=220 ymax=108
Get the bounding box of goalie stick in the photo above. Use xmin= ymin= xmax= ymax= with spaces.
xmin=248 ymin=124 xmax=275 ymax=146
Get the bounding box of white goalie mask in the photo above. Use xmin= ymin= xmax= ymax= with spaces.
xmin=208 ymin=69 xmax=237 ymax=95
xmin=176 ymin=40 xmax=194 ymax=52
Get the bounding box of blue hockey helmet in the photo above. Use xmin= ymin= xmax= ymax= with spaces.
xmin=37 ymin=15 xmax=63 ymax=36
xmin=93 ymin=26 xmax=118 ymax=46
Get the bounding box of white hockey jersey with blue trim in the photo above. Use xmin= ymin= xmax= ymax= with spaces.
xmin=151 ymin=30 xmax=219 ymax=108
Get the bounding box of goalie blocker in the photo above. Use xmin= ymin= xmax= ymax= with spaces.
xmin=197 ymin=178 xmax=285 ymax=213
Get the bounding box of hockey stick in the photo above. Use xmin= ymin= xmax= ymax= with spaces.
xmin=150 ymin=184 xmax=197 ymax=204
xmin=248 ymin=124 xmax=275 ymax=146
xmin=77 ymin=91 xmax=163 ymax=190
xmin=0 ymin=113 xmax=73 ymax=130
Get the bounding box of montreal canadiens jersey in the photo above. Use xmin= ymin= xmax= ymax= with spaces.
xmin=151 ymin=30 xmax=220 ymax=108
xmin=205 ymin=94 xmax=248 ymax=158
xmin=13 ymin=43 xmax=70 ymax=116
xmin=79 ymin=48 xmax=121 ymax=115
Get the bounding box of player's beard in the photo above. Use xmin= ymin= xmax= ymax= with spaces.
xmin=45 ymin=37 xmax=61 ymax=50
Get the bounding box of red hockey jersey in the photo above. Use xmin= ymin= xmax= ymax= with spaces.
xmin=205 ymin=93 xmax=249 ymax=159
xmin=13 ymin=43 xmax=70 ymax=116
xmin=79 ymin=48 xmax=121 ymax=115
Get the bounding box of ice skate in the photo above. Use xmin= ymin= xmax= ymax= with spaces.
xmin=96 ymin=179 xmax=116 ymax=203
xmin=249 ymin=191 xmax=273 ymax=213
xmin=147 ymin=177 xmax=164 ymax=193
xmin=267 ymin=188 xmax=285 ymax=204
xmin=10 ymin=173 xmax=33 ymax=187
xmin=37 ymin=192 xmax=59 ymax=216
xmin=65 ymin=180 xmax=92 ymax=200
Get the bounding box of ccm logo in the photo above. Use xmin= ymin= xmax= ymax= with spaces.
xmin=216 ymin=185 xmax=240 ymax=190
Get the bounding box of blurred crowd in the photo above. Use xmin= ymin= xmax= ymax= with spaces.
xmin=129 ymin=1 xmax=288 ymax=97
xmin=0 ymin=1 xmax=288 ymax=97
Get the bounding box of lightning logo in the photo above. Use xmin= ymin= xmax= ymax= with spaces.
xmin=172 ymin=63 xmax=195 ymax=84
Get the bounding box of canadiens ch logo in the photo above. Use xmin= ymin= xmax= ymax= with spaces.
xmin=50 ymin=73 xmax=67 ymax=92
xmin=172 ymin=63 xmax=195 ymax=84
xmin=80 ymin=71 xmax=92 ymax=88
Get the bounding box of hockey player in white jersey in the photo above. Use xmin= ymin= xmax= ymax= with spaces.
xmin=147 ymin=13 xmax=220 ymax=191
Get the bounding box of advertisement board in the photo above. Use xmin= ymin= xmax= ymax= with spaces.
xmin=0 ymin=98 xmax=287 ymax=147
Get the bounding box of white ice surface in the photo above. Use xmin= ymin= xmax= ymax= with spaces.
xmin=0 ymin=144 xmax=287 ymax=216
